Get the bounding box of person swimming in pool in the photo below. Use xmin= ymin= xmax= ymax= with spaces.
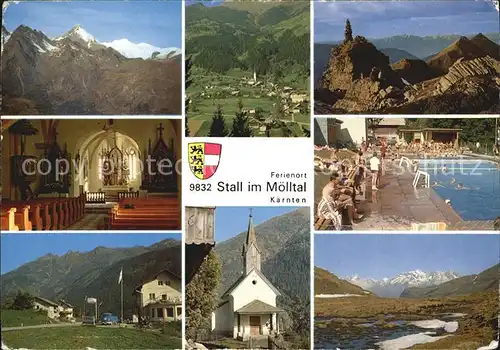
xmin=456 ymin=183 xmax=471 ymax=190
xmin=432 ymin=180 xmax=444 ymax=188
xmin=441 ymin=165 xmax=448 ymax=173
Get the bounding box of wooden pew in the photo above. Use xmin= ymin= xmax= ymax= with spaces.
xmin=1 ymin=208 xmax=19 ymax=231
xmin=2 ymin=194 xmax=86 ymax=230
xmin=106 ymin=197 xmax=181 ymax=230
xmin=13 ymin=205 xmax=33 ymax=231
xmin=3 ymin=202 xmax=42 ymax=230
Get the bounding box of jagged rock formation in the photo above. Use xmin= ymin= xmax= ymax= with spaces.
xmin=427 ymin=35 xmax=499 ymax=75
xmin=436 ymin=56 xmax=500 ymax=93
xmin=320 ymin=35 xmax=403 ymax=92
xmin=2 ymin=24 xmax=181 ymax=115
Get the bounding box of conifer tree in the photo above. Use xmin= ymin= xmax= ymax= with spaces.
xmin=185 ymin=57 xmax=193 ymax=137
xmin=186 ymin=251 xmax=221 ymax=341
xmin=344 ymin=19 xmax=353 ymax=42
xmin=208 ymin=105 xmax=229 ymax=137
xmin=231 ymin=100 xmax=253 ymax=137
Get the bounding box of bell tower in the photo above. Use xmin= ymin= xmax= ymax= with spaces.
xmin=242 ymin=209 xmax=261 ymax=274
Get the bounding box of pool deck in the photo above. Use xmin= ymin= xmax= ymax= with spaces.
xmin=355 ymin=160 xmax=496 ymax=231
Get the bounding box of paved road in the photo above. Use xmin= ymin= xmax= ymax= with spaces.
xmin=2 ymin=323 xmax=125 ymax=332
xmin=2 ymin=323 xmax=81 ymax=331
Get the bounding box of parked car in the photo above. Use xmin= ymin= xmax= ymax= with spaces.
xmin=100 ymin=313 xmax=119 ymax=325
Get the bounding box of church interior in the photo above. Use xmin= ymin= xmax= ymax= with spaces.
xmin=1 ymin=119 xmax=181 ymax=231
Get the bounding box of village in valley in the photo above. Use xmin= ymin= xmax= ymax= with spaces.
xmin=185 ymin=1 xmax=310 ymax=137
xmin=187 ymin=66 xmax=310 ymax=137
xmin=0 ymin=234 xmax=182 ymax=349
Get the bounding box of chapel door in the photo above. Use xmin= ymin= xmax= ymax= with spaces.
xmin=249 ymin=316 xmax=260 ymax=336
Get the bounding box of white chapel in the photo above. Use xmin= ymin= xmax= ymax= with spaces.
xmin=211 ymin=211 xmax=283 ymax=340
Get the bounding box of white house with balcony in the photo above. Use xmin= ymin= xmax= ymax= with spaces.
xmin=133 ymin=269 xmax=182 ymax=322
xmin=211 ymin=212 xmax=283 ymax=340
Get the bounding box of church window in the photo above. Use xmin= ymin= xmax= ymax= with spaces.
xmin=162 ymin=294 xmax=167 ymax=301
xmin=176 ymin=307 xmax=182 ymax=316
xmin=158 ymin=280 xmax=164 ymax=286
xmin=165 ymin=280 xmax=171 ymax=286
xmin=157 ymin=308 xmax=164 ymax=318
xmin=252 ymin=280 xmax=257 ymax=285
xmin=151 ymin=308 xmax=155 ymax=318
xmin=149 ymin=293 xmax=155 ymax=300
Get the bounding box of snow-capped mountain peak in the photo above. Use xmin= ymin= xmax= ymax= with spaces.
xmin=8 ymin=24 xmax=180 ymax=60
xmin=347 ymin=270 xmax=460 ymax=297
xmin=55 ymin=24 xmax=96 ymax=44
xmin=100 ymin=38 xmax=180 ymax=60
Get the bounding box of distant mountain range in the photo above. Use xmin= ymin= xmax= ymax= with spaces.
xmin=2 ymin=24 xmax=181 ymax=115
xmin=347 ymin=270 xmax=460 ymax=297
xmin=214 ymin=208 xmax=310 ymax=305
xmin=4 ymin=24 xmax=181 ymax=60
xmin=401 ymin=264 xmax=499 ymax=298
xmin=186 ymin=2 xmax=309 ymax=76
xmin=1 ymin=239 xmax=181 ymax=317
xmin=316 ymin=264 xmax=498 ymax=299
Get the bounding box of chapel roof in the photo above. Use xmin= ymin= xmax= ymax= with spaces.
xmin=235 ymin=300 xmax=284 ymax=314
xmin=221 ymin=268 xmax=281 ymax=298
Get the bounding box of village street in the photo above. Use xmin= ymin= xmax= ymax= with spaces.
xmin=2 ymin=323 xmax=121 ymax=332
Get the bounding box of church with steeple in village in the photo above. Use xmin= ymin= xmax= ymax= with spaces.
xmin=211 ymin=210 xmax=282 ymax=340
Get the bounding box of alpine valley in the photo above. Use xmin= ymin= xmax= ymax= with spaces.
xmin=315 ymin=264 xmax=499 ymax=350
xmin=185 ymin=1 xmax=310 ymax=137
xmin=1 ymin=24 xmax=182 ymax=115
xmin=0 ymin=239 xmax=182 ymax=318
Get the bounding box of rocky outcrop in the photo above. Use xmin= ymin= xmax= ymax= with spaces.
xmin=320 ymin=35 xmax=403 ymax=92
xmin=391 ymin=58 xmax=437 ymax=85
xmin=436 ymin=56 xmax=500 ymax=93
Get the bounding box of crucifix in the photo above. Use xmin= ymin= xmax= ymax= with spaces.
xmin=157 ymin=123 xmax=164 ymax=139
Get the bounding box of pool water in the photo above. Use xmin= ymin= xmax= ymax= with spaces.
xmin=418 ymin=159 xmax=500 ymax=221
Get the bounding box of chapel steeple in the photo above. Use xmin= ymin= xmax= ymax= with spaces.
xmin=242 ymin=208 xmax=261 ymax=274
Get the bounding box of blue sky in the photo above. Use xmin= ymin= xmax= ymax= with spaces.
xmin=315 ymin=0 xmax=499 ymax=42
xmin=315 ymin=234 xmax=500 ymax=279
xmin=186 ymin=0 xmax=223 ymax=6
xmin=3 ymin=1 xmax=182 ymax=48
xmin=215 ymin=207 xmax=300 ymax=242
xmin=1 ymin=233 xmax=180 ymax=274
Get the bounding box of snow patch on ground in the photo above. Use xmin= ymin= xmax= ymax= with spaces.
xmin=477 ymin=340 xmax=499 ymax=350
xmin=410 ymin=319 xmax=459 ymax=333
xmin=376 ymin=333 xmax=451 ymax=350
xmin=315 ymin=293 xmax=363 ymax=298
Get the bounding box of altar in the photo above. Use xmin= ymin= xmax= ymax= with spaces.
xmin=98 ymin=132 xmax=134 ymax=201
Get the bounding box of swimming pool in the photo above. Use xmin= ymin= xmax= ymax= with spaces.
xmin=418 ymin=158 xmax=500 ymax=221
